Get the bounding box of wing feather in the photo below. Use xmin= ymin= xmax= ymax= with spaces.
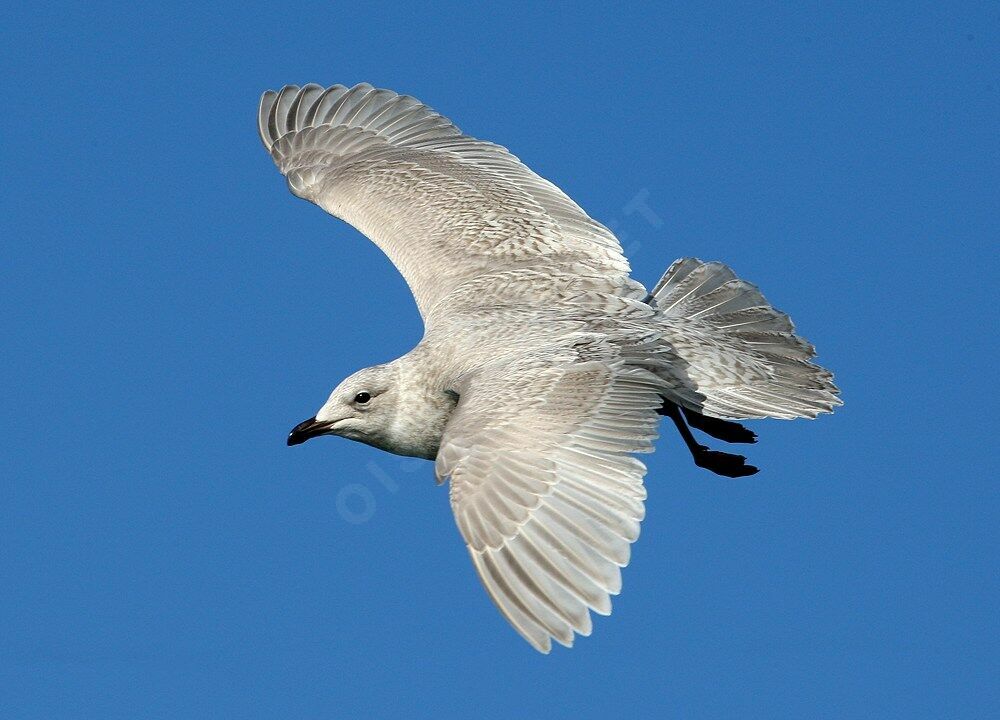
xmin=258 ymin=83 xmax=630 ymax=318
xmin=436 ymin=356 xmax=662 ymax=652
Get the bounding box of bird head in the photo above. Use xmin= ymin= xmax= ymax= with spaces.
xmin=287 ymin=364 xmax=397 ymax=448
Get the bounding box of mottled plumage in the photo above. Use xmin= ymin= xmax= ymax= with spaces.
xmin=260 ymin=83 xmax=841 ymax=652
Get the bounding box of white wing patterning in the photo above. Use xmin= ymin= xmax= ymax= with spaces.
xmin=436 ymin=354 xmax=663 ymax=652
xmin=259 ymin=83 xmax=631 ymax=319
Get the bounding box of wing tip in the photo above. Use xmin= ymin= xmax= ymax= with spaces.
xmin=256 ymin=81 xmax=459 ymax=154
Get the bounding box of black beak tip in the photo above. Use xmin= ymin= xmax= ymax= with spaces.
xmin=287 ymin=416 xmax=326 ymax=447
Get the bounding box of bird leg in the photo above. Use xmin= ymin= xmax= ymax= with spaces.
xmin=681 ymin=407 xmax=757 ymax=444
xmin=659 ymin=400 xmax=759 ymax=478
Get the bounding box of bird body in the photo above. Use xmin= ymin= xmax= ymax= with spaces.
xmin=261 ymin=83 xmax=841 ymax=652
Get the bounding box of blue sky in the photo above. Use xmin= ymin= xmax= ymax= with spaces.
xmin=2 ymin=2 xmax=997 ymax=718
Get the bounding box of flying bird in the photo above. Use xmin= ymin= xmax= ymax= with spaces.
xmin=257 ymin=83 xmax=841 ymax=652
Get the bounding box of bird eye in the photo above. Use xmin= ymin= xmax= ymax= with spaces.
xmin=353 ymin=392 xmax=372 ymax=404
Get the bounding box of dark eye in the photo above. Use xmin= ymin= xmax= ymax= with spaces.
xmin=353 ymin=392 xmax=372 ymax=404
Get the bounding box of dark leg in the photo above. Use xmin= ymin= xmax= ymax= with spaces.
xmin=681 ymin=407 xmax=757 ymax=444
xmin=659 ymin=400 xmax=759 ymax=478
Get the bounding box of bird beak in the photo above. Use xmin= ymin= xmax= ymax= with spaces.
xmin=287 ymin=416 xmax=335 ymax=446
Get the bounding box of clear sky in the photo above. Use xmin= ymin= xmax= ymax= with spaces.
xmin=2 ymin=2 xmax=997 ymax=718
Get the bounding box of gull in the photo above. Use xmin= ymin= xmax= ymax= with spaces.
xmin=257 ymin=83 xmax=841 ymax=652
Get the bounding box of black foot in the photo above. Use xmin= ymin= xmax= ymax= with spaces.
xmin=659 ymin=398 xmax=761 ymax=477
xmin=692 ymin=446 xmax=759 ymax=478
xmin=682 ymin=408 xmax=757 ymax=444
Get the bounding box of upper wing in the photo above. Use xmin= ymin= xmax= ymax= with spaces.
xmin=435 ymin=353 xmax=664 ymax=652
xmin=258 ymin=83 xmax=631 ymax=319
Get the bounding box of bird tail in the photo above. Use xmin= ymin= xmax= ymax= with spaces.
xmin=647 ymin=258 xmax=841 ymax=420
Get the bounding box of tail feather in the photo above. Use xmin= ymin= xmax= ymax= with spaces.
xmin=683 ymin=281 xmax=770 ymax=319
xmin=648 ymin=260 xmax=736 ymax=312
xmin=649 ymin=258 xmax=841 ymax=420
xmin=708 ymin=307 xmax=794 ymax=334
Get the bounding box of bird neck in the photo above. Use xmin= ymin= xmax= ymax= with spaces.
xmin=380 ymin=356 xmax=458 ymax=460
